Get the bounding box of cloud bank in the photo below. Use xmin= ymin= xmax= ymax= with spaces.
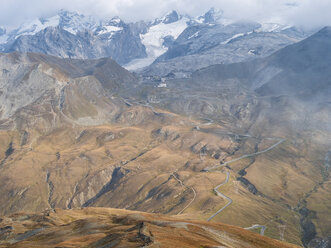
xmin=1 ymin=0 xmax=330 ymax=30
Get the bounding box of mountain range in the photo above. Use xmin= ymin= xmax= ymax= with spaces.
xmin=0 ymin=8 xmax=330 ymax=248
xmin=0 ymin=9 xmax=310 ymax=73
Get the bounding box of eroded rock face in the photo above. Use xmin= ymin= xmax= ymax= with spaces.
xmin=67 ymin=167 xmax=116 ymax=209
xmin=0 ymin=52 xmax=137 ymax=130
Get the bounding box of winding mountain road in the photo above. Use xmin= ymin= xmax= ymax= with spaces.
xmin=122 ymin=97 xmax=163 ymax=116
xmin=118 ymin=102 xmax=284 ymax=234
xmin=142 ymin=103 xmax=160 ymax=115
xmin=204 ymin=138 xmax=285 ymax=171
xmin=204 ymin=137 xmax=285 ymax=227
xmin=244 ymin=224 xmax=267 ymax=236
xmin=170 ymin=172 xmax=197 ymax=215
xmin=207 ymin=171 xmax=232 ymax=221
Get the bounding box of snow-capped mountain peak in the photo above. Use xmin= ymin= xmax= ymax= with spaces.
xmin=152 ymin=10 xmax=181 ymax=26
xmin=196 ymin=8 xmax=224 ymax=24
xmin=108 ymin=17 xmax=123 ymax=26
xmin=57 ymin=10 xmax=98 ymax=34
xmin=9 ymin=16 xmax=60 ymax=41
xmin=103 ymin=16 xmax=126 ymax=29
xmin=162 ymin=10 xmax=180 ymax=24
xmin=95 ymin=18 xmax=125 ymax=37
xmin=0 ymin=10 xmax=99 ymax=45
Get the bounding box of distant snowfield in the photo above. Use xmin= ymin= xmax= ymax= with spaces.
xmin=124 ymin=18 xmax=189 ymax=71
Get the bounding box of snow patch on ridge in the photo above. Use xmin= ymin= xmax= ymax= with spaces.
xmin=188 ymin=31 xmax=200 ymax=40
xmin=96 ymin=26 xmax=123 ymax=35
xmin=257 ymin=23 xmax=292 ymax=33
xmin=221 ymin=32 xmax=252 ymax=45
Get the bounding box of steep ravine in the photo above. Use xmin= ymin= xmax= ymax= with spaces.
xmin=295 ymin=151 xmax=331 ymax=247
xmin=82 ymin=167 xmax=129 ymax=207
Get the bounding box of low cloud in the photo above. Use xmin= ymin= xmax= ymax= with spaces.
xmin=0 ymin=0 xmax=330 ymax=30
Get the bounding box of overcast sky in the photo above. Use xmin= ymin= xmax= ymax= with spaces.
xmin=0 ymin=0 xmax=330 ymax=30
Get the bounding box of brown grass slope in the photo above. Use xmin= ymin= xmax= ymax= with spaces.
xmin=0 ymin=207 xmax=300 ymax=248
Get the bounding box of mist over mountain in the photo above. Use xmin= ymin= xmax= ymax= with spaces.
xmin=192 ymin=26 xmax=331 ymax=99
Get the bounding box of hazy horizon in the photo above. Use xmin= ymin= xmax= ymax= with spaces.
xmin=1 ymin=0 xmax=330 ymax=31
